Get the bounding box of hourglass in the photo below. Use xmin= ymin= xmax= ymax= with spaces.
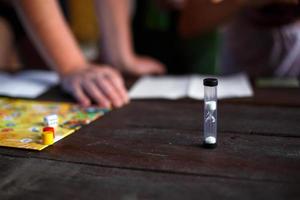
xmin=203 ymin=78 xmax=218 ymax=148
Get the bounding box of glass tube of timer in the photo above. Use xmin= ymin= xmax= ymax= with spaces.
xmin=203 ymin=78 xmax=218 ymax=148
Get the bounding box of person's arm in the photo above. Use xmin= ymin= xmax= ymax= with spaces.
xmin=179 ymin=0 xmax=299 ymax=38
xmin=94 ymin=0 xmax=166 ymax=76
xmin=14 ymin=0 xmax=128 ymax=108
xmin=14 ymin=0 xmax=86 ymax=76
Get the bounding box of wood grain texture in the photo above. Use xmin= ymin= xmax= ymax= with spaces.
xmin=0 ymin=101 xmax=299 ymax=183
xmin=0 ymin=81 xmax=299 ymax=199
xmin=0 ymin=155 xmax=299 ymax=200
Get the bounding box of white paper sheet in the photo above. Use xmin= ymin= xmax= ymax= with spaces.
xmin=0 ymin=70 xmax=59 ymax=98
xmin=129 ymin=76 xmax=190 ymax=99
xmin=129 ymin=73 xmax=253 ymax=100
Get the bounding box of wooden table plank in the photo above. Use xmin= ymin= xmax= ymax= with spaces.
xmin=1 ymin=94 xmax=299 ymax=183
xmin=1 ymin=84 xmax=299 ymax=199
xmin=89 ymin=100 xmax=300 ymax=137
xmin=223 ymin=87 xmax=300 ymax=107
xmin=0 ymin=155 xmax=299 ymax=200
xmin=1 ymin=125 xmax=299 ymax=183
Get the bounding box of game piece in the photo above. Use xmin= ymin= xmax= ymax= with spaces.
xmin=44 ymin=114 xmax=58 ymax=127
xmin=43 ymin=127 xmax=55 ymax=137
xmin=203 ymin=78 xmax=218 ymax=149
xmin=42 ymin=131 xmax=54 ymax=145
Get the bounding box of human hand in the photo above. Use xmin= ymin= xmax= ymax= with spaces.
xmin=61 ymin=65 xmax=129 ymax=108
xmin=121 ymin=55 xmax=166 ymax=76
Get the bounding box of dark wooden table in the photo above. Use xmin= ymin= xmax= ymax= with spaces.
xmin=0 ymin=82 xmax=300 ymax=200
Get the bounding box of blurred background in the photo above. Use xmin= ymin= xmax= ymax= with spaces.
xmin=0 ymin=0 xmax=219 ymax=75
xmin=0 ymin=0 xmax=300 ymax=84
xmin=0 ymin=0 xmax=99 ymax=72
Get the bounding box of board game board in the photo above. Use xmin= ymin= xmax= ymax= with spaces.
xmin=0 ymin=97 xmax=109 ymax=151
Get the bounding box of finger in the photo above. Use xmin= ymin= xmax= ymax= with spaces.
xmin=150 ymin=62 xmax=166 ymax=74
xmin=70 ymin=80 xmax=91 ymax=107
xmin=95 ymin=76 xmax=124 ymax=108
xmin=140 ymin=61 xmax=166 ymax=75
xmin=82 ymin=80 xmax=111 ymax=108
xmin=102 ymin=69 xmax=129 ymax=103
xmin=106 ymin=73 xmax=130 ymax=104
xmin=102 ymin=67 xmax=125 ymax=87
xmin=103 ymin=73 xmax=129 ymax=105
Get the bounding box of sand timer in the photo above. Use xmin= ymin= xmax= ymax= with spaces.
xmin=203 ymin=78 xmax=218 ymax=148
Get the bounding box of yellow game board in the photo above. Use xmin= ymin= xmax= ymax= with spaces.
xmin=0 ymin=97 xmax=109 ymax=151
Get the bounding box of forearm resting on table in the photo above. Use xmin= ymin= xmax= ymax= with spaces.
xmin=13 ymin=0 xmax=87 ymax=76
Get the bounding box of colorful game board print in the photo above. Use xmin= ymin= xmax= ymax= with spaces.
xmin=0 ymin=97 xmax=109 ymax=151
